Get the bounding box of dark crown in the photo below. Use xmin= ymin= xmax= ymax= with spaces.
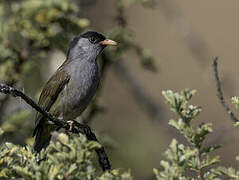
xmin=80 ymin=31 xmax=106 ymax=41
xmin=67 ymin=31 xmax=106 ymax=59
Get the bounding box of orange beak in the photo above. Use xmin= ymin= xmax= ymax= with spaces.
xmin=99 ymin=39 xmax=117 ymax=46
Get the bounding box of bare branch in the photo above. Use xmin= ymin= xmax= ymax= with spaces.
xmin=0 ymin=83 xmax=111 ymax=171
xmin=212 ymin=57 xmax=239 ymax=122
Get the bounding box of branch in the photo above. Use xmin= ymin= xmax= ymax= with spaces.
xmin=0 ymin=83 xmax=111 ymax=171
xmin=0 ymin=80 xmax=17 ymax=124
xmin=212 ymin=57 xmax=239 ymax=122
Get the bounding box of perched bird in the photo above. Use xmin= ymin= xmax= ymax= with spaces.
xmin=33 ymin=31 xmax=117 ymax=152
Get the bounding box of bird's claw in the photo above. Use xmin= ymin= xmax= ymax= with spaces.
xmin=67 ymin=120 xmax=74 ymax=131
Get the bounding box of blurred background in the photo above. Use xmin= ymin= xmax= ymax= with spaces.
xmin=1 ymin=0 xmax=239 ymax=179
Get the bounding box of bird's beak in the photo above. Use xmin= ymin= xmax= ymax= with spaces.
xmin=99 ymin=39 xmax=117 ymax=46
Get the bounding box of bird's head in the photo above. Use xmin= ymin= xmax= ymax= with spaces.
xmin=67 ymin=31 xmax=117 ymax=61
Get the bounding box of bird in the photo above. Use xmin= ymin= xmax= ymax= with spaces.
xmin=33 ymin=31 xmax=117 ymax=152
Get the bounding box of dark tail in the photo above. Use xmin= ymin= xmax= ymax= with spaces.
xmin=33 ymin=125 xmax=52 ymax=153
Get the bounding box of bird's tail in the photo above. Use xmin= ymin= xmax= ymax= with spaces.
xmin=33 ymin=125 xmax=52 ymax=153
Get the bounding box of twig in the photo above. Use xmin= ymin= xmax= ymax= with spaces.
xmin=0 ymin=83 xmax=111 ymax=171
xmin=0 ymin=80 xmax=16 ymax=124
xmin=212 ymin=57 xmax=239 ymax=122
xmin=196 ymin=149 xmax=203 ymax=180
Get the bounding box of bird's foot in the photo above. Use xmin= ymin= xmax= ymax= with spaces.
xmin=67 ymin=120 xmax=74 ymax=131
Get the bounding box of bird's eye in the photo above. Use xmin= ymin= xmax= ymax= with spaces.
xmin=89 ymin=37 xmax=97 ymax=44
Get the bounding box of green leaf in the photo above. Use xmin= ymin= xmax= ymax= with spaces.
xmin=232 ymin=96 xmax=239 ymax=109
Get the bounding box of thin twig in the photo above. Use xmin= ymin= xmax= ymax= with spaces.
xmin=0 ymin=83 xmax=111 ymax=171
xmin=0 ymin=80 xmax=16 ymax=124
xmin=212 ymin=57 xmax=239 ymax=122
xmin=196 ymin=149 xmax=203 ymax=180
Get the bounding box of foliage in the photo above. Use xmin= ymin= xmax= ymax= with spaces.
xmin=0 ymin=0 xmax=156 ymax=142
xmin=0 ymin=0 xmax=88 ymax=146
xmin=2 ymin=0 xmax=239 ymax=178
xmin=3 ymin=89 xmax=239 ymax=179
xmin=232 ymin=96 xmax=239 ymax=110
xmin=0 ymin=0 xmax=155 ymax=179
xmin=0 ymin=0 xmax=89 ymax=83
xmin=0 ymin=131 xmax=132 ymax=180
xmin=153 ymin=89 xmax=239 ymax=179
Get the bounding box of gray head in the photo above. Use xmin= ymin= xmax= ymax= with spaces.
xmin=67 ymin=31 xmax=117 ymax=61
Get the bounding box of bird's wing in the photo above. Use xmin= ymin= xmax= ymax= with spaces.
xmin=33 ymin=62 xmax=70 ymax=136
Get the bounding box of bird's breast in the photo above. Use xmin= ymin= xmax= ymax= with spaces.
xmin=62 ymin=61 xmax=99 ymax=119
